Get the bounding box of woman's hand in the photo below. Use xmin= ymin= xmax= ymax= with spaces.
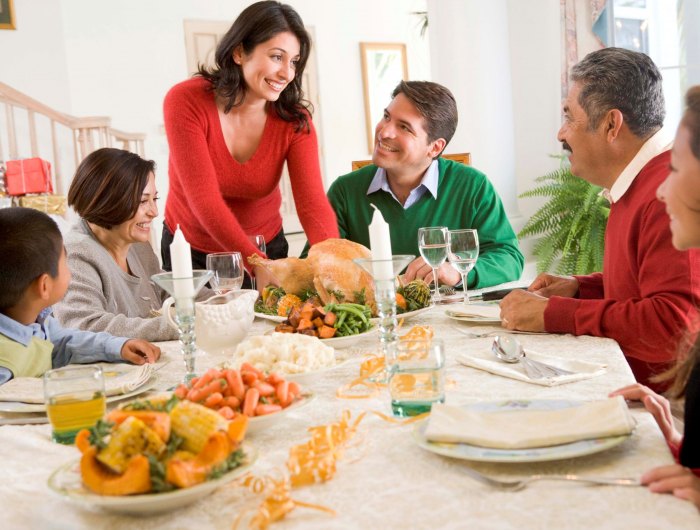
xmin=642 ymin=465 xmax=700 ymax=510
xmin=609 ymin=384 xmax=682 ymax=448
xmin=121 ymin=340 xmax=161 ymax=364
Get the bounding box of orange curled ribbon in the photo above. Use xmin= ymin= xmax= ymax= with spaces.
xmin=233 ymin=474 xmax=335 ymax=530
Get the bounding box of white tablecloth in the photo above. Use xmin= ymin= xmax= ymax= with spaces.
xmin=1 ymin=306 xmax=698 ymax=529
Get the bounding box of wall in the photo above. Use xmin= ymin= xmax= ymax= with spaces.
xmin=8 ymin=0 xmax=422 ymax=243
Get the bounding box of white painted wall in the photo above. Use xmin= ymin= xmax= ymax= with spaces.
xmin=2 ymin=0 xmax=429 ymax=203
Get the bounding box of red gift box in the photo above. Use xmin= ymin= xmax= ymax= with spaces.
xmin=5 ymin=158 xmax=53 ymax=196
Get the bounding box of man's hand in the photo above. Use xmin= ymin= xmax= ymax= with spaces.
xmin=403 ymin=257 xmax=461 ymax=287
xmin=499 ymin=289 xmax=547 ymax=332
xmin=641 ymin=465 xmax=700 ymax=510
xmin=121 ymin=340 xmax=161 ymax=365
xmin=528 ymin=273 xmax=579 ymax=298
xmin=609 ymin=384 xmax=682 ymax=447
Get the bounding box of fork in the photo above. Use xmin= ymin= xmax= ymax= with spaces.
xmin=461 ymin=466 xmax=640 ymax=492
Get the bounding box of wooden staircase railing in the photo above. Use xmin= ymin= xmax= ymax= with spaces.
xmin=0 ymin=81 xmax=146 ymax=196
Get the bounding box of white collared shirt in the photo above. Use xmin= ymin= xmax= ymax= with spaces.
xmin=607 ymin=127 xmax=674 ymax=203
xmin=366 ymin=159 xmax=439 ymax=208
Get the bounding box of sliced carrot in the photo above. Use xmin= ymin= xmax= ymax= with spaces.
xmin=218 ymin=406 xmax=235 ymax=420
xmin=255 ymin=404 xmax=282 ymax=416
xmin=253 ymin=381 xmax=275 ymax=397
xmin=242 ymin=388 xmax=260 ymax=417
xmin=288 ymin=381 xmax=301 ymax=396
xmin=240 ymin=362 xmax=263 ymax=379
xmin=241 ymin=371 xmax=258 ymax=386
xmin=225 ymin=369 xmax=245 ymax=401
xmin=204 ymin=392 xmax=224 ymax=408
xmin=222 ymin=396 xmax=241 ymax=410
xmin=276 ymin=381 xmax=290 ymax=407
xmin=174 ymin=384 xmax=188 ymax=399
xmin=266 ymin=372 xmax=283 ymax=385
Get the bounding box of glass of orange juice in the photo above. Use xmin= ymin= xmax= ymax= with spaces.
xmin=43 ymin=366 xmax=106 ymax=444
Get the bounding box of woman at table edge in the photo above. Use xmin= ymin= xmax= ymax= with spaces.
xmin=160 ymin=0 xmax=338 ymax=282
xmin=54 ymin=148 xmax=180 ymax=342
xmin=610 ymin=85 xmax=700 ymax=510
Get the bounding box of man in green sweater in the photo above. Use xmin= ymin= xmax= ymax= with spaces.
xmin=327 ymin=80 xmax=523 ymax=288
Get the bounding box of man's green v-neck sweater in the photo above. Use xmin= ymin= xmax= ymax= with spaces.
xmin=325 ymin=158 xmax=523 ymax=288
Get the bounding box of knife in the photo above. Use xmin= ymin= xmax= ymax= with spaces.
xmin=472 ymin=287 xmax=527 ymax=302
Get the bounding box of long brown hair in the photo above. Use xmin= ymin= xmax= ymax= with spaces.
xmin=197 ymin=1 xmax=312 ymax=132
xmin=657 ymin=85 xmax=700 ymax=398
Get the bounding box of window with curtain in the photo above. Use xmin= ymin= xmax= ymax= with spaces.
xmin=605 ymin=0 xmax=700 ymax=131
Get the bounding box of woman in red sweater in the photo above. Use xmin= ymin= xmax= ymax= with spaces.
xmin=611 ymin=86 xmax=700 ymax=510
xmin=161 ymin=1 xmax=337 ymax=284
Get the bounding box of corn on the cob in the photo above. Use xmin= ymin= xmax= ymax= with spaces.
xmin=170 ymin=400 xmax=228 ymax=454
xmin=97 ymin=416 xmax=165 ymax=473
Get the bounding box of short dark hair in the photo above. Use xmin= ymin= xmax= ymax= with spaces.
xmin=683 ymin=85 xmax=700 ymax=161
xmin=392 ymin=80 xmax=458 ymax=154
xmin=571 ymin=47 xmax=665 ymax=139
xmin=68 ymin=148 xmax=155 ymax=230
xmin=0 ymin=208 xmax=63 ymax=312
xmin=197 ymin=0 xmax=312 ymax=132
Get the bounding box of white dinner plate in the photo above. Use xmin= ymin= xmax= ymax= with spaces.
xmin=444 ymin=310 xmax=501 ymax=324
xmin=48 ymin=443 xmax=256 ymax=515
xmin=0 ymin=376 xmax=159 ymax=414
xmin=370 ymin=305 xmax=434 ymax=324
xmin=254 ymin=311 xmax=286 ymax=323
xmin=318 ymin=326 xmax=379 ymax=349
xmin=413 ymin=399 xmax=632 ymax=463
xmin=246 ymin=392 xmax=315 ymax=434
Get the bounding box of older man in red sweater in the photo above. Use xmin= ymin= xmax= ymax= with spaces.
xmin=500 ymin=48 xmax=700 ymax=391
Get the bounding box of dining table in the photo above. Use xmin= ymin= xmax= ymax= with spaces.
xmin=1 ymin=296 xmax=699 ymax=529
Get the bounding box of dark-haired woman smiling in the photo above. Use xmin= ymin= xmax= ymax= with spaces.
xmin=54 ymin=148 xmax=178 ymax=341
xmin=161 ymin=0 xmax=338 ymax=282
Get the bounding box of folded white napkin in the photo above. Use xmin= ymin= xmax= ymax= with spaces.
xmin=0 ymin=363 xmax=153 ymax=404
xmin=445 ymin=303 xmax=501 ymax=320
xmin=425 ymin=396 xmax=635 ymax=449
xmin=457 ymin=349 xmax=606 ymax=386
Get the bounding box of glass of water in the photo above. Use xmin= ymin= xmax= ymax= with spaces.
xmin=418 ymin=226 xmax=448 ymax=302
xmin=206 ymin=252 xmax=244 ymax=294
xmin=447 ymin=229 xmax=479 ymax=304
xmin=248 ymin=235 xmax=266 ymax=290
xmin=388 ymin=339 xmax=445 ymax=417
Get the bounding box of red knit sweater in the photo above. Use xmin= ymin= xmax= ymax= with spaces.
xmin=162 ymin=77 xmax=338 ymax=263
xmin=545 ymin=151 xmax=700 ymax=390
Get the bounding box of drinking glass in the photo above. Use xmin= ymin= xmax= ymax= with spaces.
xmin=418 ymin=226 xmax=448 ymax=302
xmin=206 ymin=252 xmax=244 ymax=294
xmin=44 ymin=365 xmax=106 ymax=444
xmin=387 ymin=339 xmax=445 ymax=417
xmin=248 ymin=235 xmax=266 ymax=291
xmin=447 ymin=229 xmax=479 ymax=304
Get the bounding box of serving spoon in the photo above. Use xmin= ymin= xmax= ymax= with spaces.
xmin=491 ymin=336 xmax=573 ymax=379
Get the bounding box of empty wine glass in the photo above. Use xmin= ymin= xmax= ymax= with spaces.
xmin=206 ymin=252 xmax=244 ymax=294
xmin=447 ymin=229 xmax=479 ymax=304
xmin=418 ymin=226 xmax=448 ymax=302
xmin=248 ymin=235 xmax=266 ymax=290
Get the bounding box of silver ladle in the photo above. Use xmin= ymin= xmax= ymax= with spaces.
xmin=491 ymin=336 xmax=574 ymax=379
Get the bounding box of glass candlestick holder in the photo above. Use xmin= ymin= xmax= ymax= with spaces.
xmin=353 ymin=255 xmax=414 ymax=380
xmin=151 ymin=270 xmax=213 ymax=383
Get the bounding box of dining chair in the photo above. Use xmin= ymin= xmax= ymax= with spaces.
xmin=350 ymin=152 xmax=471 ymax=171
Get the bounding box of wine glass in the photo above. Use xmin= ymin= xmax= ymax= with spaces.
xmin=248 ymin=234 xmax=266 ymax=290
xmin=206 ymin=252 xmax=244 ymax=294
xmin=418 ymin=226 xmax=448 ymax=302
xmin=447 ymin=229 xmax=479 ymax=304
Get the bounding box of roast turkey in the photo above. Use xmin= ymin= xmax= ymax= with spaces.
xmin=247 ymin=255 xmax=315 ymax=295
xmin=306 ymin=238 xmax=376 ymax=310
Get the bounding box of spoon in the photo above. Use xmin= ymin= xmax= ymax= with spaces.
xmin=491 ymin=336 xmax=574 ymax=379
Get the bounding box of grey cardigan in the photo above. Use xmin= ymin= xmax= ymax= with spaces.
xmin=54 ymin=220 xmax=179 ymax=341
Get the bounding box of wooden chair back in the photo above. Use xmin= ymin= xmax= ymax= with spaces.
xmin=351 ymin=152 xmax=471 ymax=171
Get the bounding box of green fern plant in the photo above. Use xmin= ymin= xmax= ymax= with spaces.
xmin=518 ymin=155 xmax=610 ymax=275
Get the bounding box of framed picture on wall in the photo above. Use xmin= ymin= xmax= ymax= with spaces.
xmin=0 ymin=0 xmax=16 ymax=30
xmin=360 ymin=42 xmax=408 ymax=153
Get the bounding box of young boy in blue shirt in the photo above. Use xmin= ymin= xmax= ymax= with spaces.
xmin=0 ymin=207 xmax=160 ymax=384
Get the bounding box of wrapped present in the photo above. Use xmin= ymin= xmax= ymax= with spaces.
xmin=19 ymin=194 xmax=66 ymax=216
xmin=5 ymin=158 xmax=53 ymax=196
